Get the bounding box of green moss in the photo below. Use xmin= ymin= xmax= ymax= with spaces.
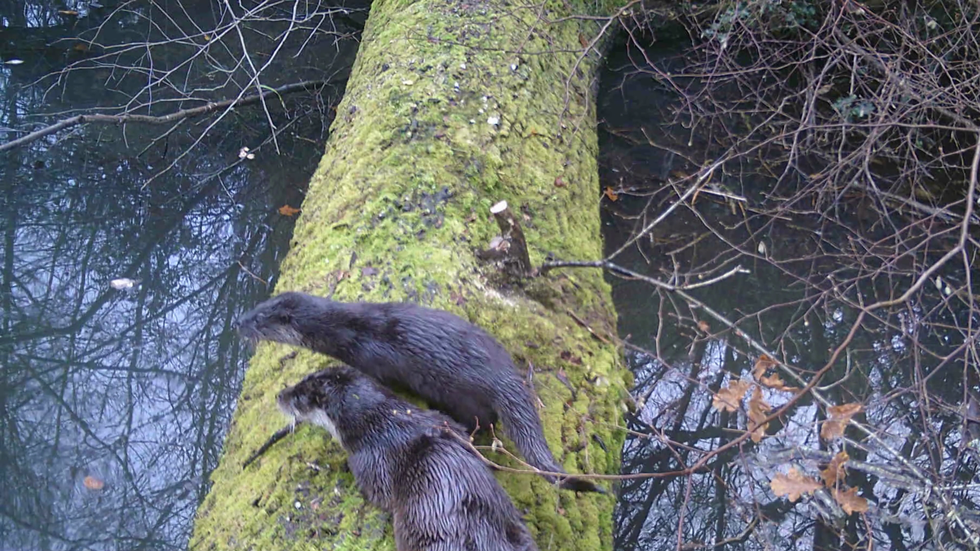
xmin=190 ymin=0 xmax=629 ymax=549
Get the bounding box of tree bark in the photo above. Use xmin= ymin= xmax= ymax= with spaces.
xmin=190 ymin=0 xmax=629 ymax=549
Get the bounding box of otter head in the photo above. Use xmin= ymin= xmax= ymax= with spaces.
xmin=276 ymin=366 xmax=388 ymax=448
xmin=234 ymin=292 xmax=309 ymax=347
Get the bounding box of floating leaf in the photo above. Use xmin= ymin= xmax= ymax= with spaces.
xmin=753 ymin=354 xmax=777 ymax=379
xmin=770 ymin=467 xmax=821 ymax=502
xmin=821 ymin=403 xmax=863 ymax=441
xmin=697 ymin=320 xmax=710 ymax=332
xmin=59 ymin=9 xmax=79 ymax=15
xmin=747 ymin=386 xmax=770 ymax=442
xmin=603 ymin=187 xmax=619 ymax=202
xmin=109 ymin=278 xmax=137 ymax=290
xmin=278 ymin=205 xmax=301 ymax=217
xmin=712 ymin=380 xmax=750 ymax=413
xmin=820 ymin=451 xmax=849 ymax=488
xmin=83 ymin=476 xmax=104 ymax=491
xmin=73 ymin=43 xmax=89 ymax=52
xmin=238 ymin=146 xmax=255 ymax=160
xmin=833 ymin=486 xmax=868 ymax=514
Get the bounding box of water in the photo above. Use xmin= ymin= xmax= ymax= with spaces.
xmin=4 ymin=4 xmax=977 ymax=551
xmin=0 ymin=1 xmax=362 ymax=549
xmin=598 ymin=36 xmax=980 ymax=550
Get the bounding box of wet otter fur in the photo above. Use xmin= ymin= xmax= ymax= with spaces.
xmin=236 ymin=291 xmax=604 ymax=494
xmin=278 ymin=366 xmax=539 ymax=551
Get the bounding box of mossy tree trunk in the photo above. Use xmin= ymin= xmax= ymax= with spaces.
xmin=190 ymin=0 xmax=630 ymax=549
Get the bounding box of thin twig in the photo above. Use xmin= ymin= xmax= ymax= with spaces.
xmin=0 ymin=80 xmax=333 ymax=153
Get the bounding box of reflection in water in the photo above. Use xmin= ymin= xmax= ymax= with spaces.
xmin=599 ymin=39 xmax=980 ymax=550
xmin=0 ymin=1 xmax=361 ymax=549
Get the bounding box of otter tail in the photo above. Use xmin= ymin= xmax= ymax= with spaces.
xmin=496 ymin=381 xmax=606 ymax=495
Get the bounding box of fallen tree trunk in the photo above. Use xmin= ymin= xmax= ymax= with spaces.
xmin=190 ymin=0 xmax=629 ymax=548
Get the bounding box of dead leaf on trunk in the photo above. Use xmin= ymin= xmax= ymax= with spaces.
xmin=821 ymin=403 xmax=863 ymax=441
xmin=770 ymin=467 xmax=821 ymax=502
xmin=820 ymin=451 xmax=849 ymax=488
xmin=832 ymin=486 xmax=869 ymax=514
xmin=712 ymin=380 xmax=750 ymax=413
xmin=747 ymin=386 xmax=770 ymax=443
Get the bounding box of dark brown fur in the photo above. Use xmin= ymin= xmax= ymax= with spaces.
xmin=278 ymin=366 xmax=538 ymax=551
xmin=236 ymin=291 xmax=604 ymax=493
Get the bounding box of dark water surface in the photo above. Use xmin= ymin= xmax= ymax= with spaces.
xmin=0 ymin=1 xmax=362 ymax=549
xmin=598 ymin=37 xmax=979 ymax=551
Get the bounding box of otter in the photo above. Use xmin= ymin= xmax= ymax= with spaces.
xmin=236 ymin=291 xmax=604 ymax=494
xmin=278 ymin=366 xmax=539 ymax=551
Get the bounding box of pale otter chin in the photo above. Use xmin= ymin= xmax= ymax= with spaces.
xmin=276 ymin=366 xmax=539 ymax=551
xmin=238 ymin=291 xmax=606 ymax=494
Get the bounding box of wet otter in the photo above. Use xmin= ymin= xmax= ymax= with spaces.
xmin=236 ymin=291 xmax=604 ymax=494
xmin=278 ymin=366 xmax=539 ymax=551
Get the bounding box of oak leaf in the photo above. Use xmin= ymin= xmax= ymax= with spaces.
xmin=770 ymin=467 xmax=821 ymax=502
xmin=747 ymin=386 xmax=770 ymax=443
xmin=821 ymin=403 xmax=863 ymax=441
xmin=753 ymin=354 xmax=778 ymax=379
xmin=278 ymin=204 xmax=301 ymax=217
xmin=712 ymin=380 xmax=750 ymax=413
xmin=820 ymin=451 xmax=849 ymax=488
xmin=758 ymin=372 xmax=799 ymax=392
xmin=832 ymin=486 xmax=869 ymax=515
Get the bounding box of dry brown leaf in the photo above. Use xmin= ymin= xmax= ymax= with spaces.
xmin=697 ymin=320 xmax=710 ymax=332
xmin=83 ymin=476 xmax=104 ymax=491
xmin=748 ymin=386 xmax=771 ymax=443
xmin=833 ymin=486 xmax=869 ymax=514
xmin=603 ymin=187 xmax=619 ymax=202
xmin=753 ymin=354 xmax=778 ymax=380
xmin=821 ymin=403 xmax=863 ymax=441
xmin=278 ymin=204 xmax=301 ymax=217
xmin=554 ymin=177 xmax=566 ymax=188
xmin=770 ymin=467 xmax=821 ymax=502
xmin=712 ymin=380 xmax=750 ymax=413
xmin=758 ymin=372 xmax=800 ymax=392
xmin=820 ymin=451 xmax=850 ymax=488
